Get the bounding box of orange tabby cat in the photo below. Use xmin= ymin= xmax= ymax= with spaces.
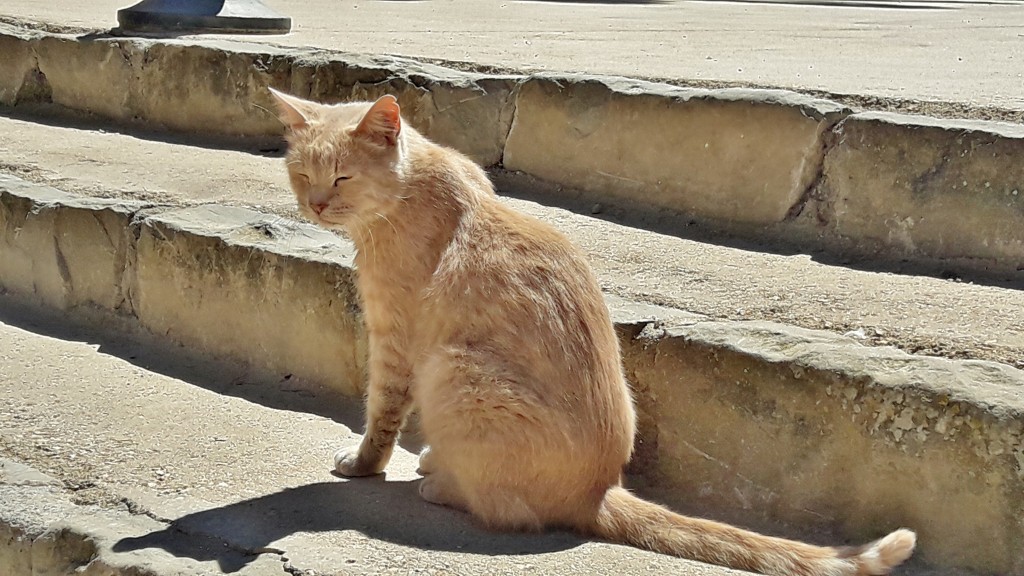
xmin=270 ymin=87 xmax=916 ymax=576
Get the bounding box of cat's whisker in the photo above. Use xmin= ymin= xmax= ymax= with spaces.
xmin=250 ymin=101 xmax=275 ymax=118
xmin=351 ymin=212 xmax=379 ymax=269
xmin=375 ymin=212 xmax=400 ymax=237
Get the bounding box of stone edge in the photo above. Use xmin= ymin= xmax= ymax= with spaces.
xmin=1 ymin=20 xmax=1022 ymax=275
xmin=2 ymin=174 xmax=1023 ymax=573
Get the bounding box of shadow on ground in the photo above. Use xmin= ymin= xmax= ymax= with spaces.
xmin=0 ymin=294 xmax=364 ymax=430
xmin=112 ymin=477 xmax=583 ymax=572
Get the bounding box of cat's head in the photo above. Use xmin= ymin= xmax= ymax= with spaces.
xmin=269 ymin=88 xmax=406 ymax=231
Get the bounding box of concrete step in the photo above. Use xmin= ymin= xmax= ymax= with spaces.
xmin=0 ymin=117 xmax=1022 ymax=573
xmin=0 ymin=5 xmax=1020 ymax=575
xmin=0 ymin=113 xmax=1020 ymax=369
xmin=0 ymin=301 xmax=754 ymax=576
xmin=1 ymin=19 xmax=1023 ymax=277
xmin=3 ymin=1 xmax=1023 ymax=115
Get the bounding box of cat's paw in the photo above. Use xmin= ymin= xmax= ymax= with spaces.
xmin=418 ymin=473 xmax=464 ymax=509
xmin=416 ymin=446 xmax=436 ymax=475
xmin=333 ymin=446 xmax=386 ymax=477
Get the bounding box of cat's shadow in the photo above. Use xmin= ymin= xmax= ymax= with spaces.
xmin=112 ymin=475 xmax=583 ymax=572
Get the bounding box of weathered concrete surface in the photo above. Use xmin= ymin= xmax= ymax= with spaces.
xmin=0 ymin=27 xmax=43 ymax=105
xmin=3 ymin=114 xmax=1019 ymax=369
xmin=1 ymin=174 xmax=1021 ymax=574
xmin=0 ymin=176 xmax=366 ymax=400
xmin=623 ymin=320 xmax=1024 ymax=575
xmin=136 ymin=205 xmax=367 ymax=398
xmin=0 ymin=22 xmax=516 ymax=165
xmin=0 ymin=175 xmax=144 ymax=312
xmin=291 ymin=55 xmax=517 ymax=168
xmin=504 ymin=75 xmax=846 ymax=225
xmin=5 ymin=0 xmax=1024 ymax=117
xmin=0 ymin=472 xmax=278 ymax=576
xmin=0 ymin=309 xmax=753 ymax=576
xmin=814 ymin=113 xmax=1024 ymax=271
xmin=2 ymin=21 xmax=1023 ymax=271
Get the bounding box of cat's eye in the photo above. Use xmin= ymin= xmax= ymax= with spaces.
xmin=296 ymin=173 xmax=310 ymax=183
xmin=334 ymin=176 xmax=351 ymax=187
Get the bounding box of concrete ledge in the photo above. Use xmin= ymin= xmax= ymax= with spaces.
xmin=0 ymin=460 xmax=284 ymax=575
xmin=816 ymin=112 xmax=1024 ymax=268
xmin=292 ymin=53 xmax=518 ymax=168
xmin=2 ymin=174 xmax=1022 ymax=574
xmin=135 ymin=205 xmax=367 ymax=397
xmin=503 ymin=74 xmax=846 ymax=226
xmin=624 ymin=321 xmax=1023 ymax=574
xmin=0 ymin=22 xmax=516 ymax=166
xmin=0 ymin=175 xmax=143 ymax=312
xmin=2 ymin=20 xmax=1023 ymax=274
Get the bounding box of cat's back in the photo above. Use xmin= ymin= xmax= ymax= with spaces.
xmin=426 ymin=192 xmax=621 ymax=378
xmin=415 ymin=150 xmax=634 ymax=455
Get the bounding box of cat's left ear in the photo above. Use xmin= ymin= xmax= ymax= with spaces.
xmin=269 ymin=87 xmax=316 ymax=131
xmin=354 ymin=95 xmax=402 ymax=147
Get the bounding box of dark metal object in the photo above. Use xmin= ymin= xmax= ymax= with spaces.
xmin=117 ymin=0 xmax=291 ymax=35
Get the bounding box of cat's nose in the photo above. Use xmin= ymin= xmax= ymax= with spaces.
xmin=311 ymin=202 xmax=328 ymax=214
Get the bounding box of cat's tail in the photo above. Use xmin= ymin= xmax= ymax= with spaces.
xmin=586 ymin=486 xmax=915 ymax=576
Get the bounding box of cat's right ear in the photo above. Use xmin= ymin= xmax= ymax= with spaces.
xmin=269 ymin=87 xmax=314 ymax=131
xmin=354 ymin=95 xmax=402 ymax=147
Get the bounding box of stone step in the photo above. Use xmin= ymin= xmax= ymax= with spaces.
xmin=0 ymin=303 xmax=755 ymax=576
xmin=0 ymin=114 xmax=1020 ymax=370
xmin=1 ymin=19 xmax=1023 ymax=277
xmin=1 ymin=163 xmax=1021 ymax=574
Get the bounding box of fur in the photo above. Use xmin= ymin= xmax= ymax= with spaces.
xmin=270 ymin=87 xmax=916 ymax=576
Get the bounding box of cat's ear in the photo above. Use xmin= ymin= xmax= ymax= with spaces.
xmin=269 ymin=87 xmax=316 ymax=131
xmin=354 ymin=95 xmax=402 ymax=147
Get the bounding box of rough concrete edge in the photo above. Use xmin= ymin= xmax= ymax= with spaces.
xmin=5 ymin=175 xmax=1024 ymax=574
xmin=2 ymin=19 xmax=1023 ymax=273
xmin=0 ymin=458 xmax=291 ymax=576
xmin=520 ymin=71 xmax=850 ymax=120
xmin=662 ymin=318 xmax=1024 ymax=418
xmin=3 ymin=171 xmax=1021 ymax=463
xmin=848 ymin=110 xmax=1024 ymax=138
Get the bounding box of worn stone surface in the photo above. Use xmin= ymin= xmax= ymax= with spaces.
xmin=2 ymin=174 xmax=1022 ymax=573
xmin=291 ymin=53 xmax=518 ymax=166
xmin=33 ymin=35 xmax=138 ymax=123
xmin=3 ymin=115 xmax=1021 ymax=373
xmin=625 ymin=319 xmax=1024 ymax=574
xmin=0 ymin=26 xmax=42 ymax=106
xmin=0 ymin=174 xmax=144 ymax=312
xmin=4 ymin=20 xmax=1024 ymax=272
xmin=7 ymin=0 xmax=1024 ymax=122
xmin=130 ymin=41 xmax=294 ymax=140
xmin=0 ymin=22 xmax=517 ymax=165
xmin=0 ymin=314 xmax=752 ymax=576
xmin=135 ymin=205 xmax=367 ymax=398
xmin=504 ymin=74 xmax=846 ymax=226
xmin=817 ymin=113 xmax=1024 ymax=272
xmin=0 ymin=464 xmax=286 ymax=575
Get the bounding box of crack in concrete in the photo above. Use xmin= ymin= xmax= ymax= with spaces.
xmin=52 ymin=234 xmax=73 ymax=298
xmin=23 ymin=39 xmax=53 ymax=106
xmin=119 ymin=496 xmax=174 ymax=524
xmin=783 ymin=112 xmax=850 ymax=224
xmin=497 ymin=79 xmax=525 ymax=169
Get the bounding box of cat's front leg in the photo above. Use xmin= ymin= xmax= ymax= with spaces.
xmin=335 ymin=337 xmax=413 ymax=476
